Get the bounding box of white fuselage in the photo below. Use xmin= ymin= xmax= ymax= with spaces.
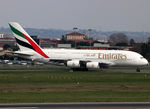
xmin=18 ymin=49 xmax=149 ymax=67
xmin=9 ymin=22 xmax=149 ymax=69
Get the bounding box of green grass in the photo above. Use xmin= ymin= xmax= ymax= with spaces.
xmin=0 ymin=65 xmax=149 ymax=102
xmin=1 ymin=91 xmax=150 ymax=103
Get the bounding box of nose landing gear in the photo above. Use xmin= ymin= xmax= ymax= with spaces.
xmin=136 ymin=67 xmax=140 ymax=72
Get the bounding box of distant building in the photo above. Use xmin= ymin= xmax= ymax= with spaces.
xmin=40 ymin=38 xmax=59 ymax=48
xmin=0 ymin=33 xmax=4 ymax=38
xmin=0 ymin=33 xmax=16 ymax=46
xmin=94 ymin=43 xmax=110 ymax=47
xmin=0 ymin=45 xmax=3 ymax=51
xmin=0 ymin=33 xmax=10 ymax=38
xmin=58 ymin=44 xmax=71 ymax=48
xmin=78 ymin=42 xmax=132 ymax=50
xmin=66 ymin=32 xmax=86 ymax=40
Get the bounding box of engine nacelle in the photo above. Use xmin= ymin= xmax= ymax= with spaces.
xmin=67 ymin=60 xmax=80 ymax=68
xmin=86 ymin=62 xmax=100 ymax=69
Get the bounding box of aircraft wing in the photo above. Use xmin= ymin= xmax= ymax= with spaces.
xmin=49 ymin=59 xmax=115 ymax=68
xmin=7 ymin=51 xmax=33 ymax=57
xmin=49 ymin=59 xmax=67 ymax=63
xmin=99 ymin=61 xmax=115 ymax=68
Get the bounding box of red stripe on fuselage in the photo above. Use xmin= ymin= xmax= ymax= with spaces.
xmin=22 ymin=33 xmax=49 ymax=58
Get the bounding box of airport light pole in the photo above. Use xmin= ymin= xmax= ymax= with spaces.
xmin=73 ymin=27 xmax=78 ymax=32
xmin=73 ymin=27 xmax=78 ymax=48
xmin=88 ymin=29 xmax=92 ymax=47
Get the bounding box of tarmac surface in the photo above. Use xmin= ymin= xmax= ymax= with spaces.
xmin=103 ymin=68 xmax=150 ymax=73
xmin=0 ymin=68 xmax=149 ymax=73
xmin=1 ymin=102 xmax=150 ymax=109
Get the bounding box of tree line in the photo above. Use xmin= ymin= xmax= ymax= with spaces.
xmin=109 ymin=33 xmax=150 ymax=61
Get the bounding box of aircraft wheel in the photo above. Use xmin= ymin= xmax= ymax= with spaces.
xmin=136 ymin=67 xmax=140 ymax=72
xmin=71 ymin=68 xmax=88 ymax=71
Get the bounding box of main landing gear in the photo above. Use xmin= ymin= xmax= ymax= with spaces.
xmin=71 ymin=68 xmax=88 ymax=71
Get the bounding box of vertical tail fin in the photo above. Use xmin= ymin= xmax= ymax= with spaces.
xmin=9 ymin=22 xmax=49 ymax=58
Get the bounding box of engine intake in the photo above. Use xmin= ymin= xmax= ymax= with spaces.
xmin=67 ymin=60 xmax=80 ymax=68
xmin=86 ymin=62 xmax=100 ymax=69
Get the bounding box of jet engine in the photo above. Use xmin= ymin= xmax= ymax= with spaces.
xmin=86 ymin=62 xmax=100 ymax=69
xmin=67 ymin=60 xmax=80 ymax=68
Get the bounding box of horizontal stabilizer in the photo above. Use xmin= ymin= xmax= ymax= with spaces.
xmin=7 ymin=51 xmax=33 ymax=57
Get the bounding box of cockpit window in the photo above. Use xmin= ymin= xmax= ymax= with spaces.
xmin=140 ymin=57 xmax=144 ymax=59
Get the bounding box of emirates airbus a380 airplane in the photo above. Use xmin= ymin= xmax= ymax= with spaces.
xmin=9 ymin=22 xmax=149 ymax=71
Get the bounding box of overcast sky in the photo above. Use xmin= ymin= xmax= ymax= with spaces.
xmin=0 ymin=0 xmax=150 ymax=31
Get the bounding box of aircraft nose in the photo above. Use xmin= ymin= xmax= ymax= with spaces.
xmin=144 ymin=58 xmax=149 ymax=66
xmin=147 ymin=61 xmax=149 ymax=66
